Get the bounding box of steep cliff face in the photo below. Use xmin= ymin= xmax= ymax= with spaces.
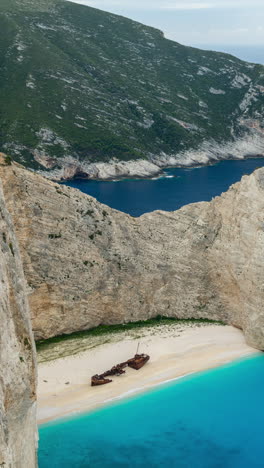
xmin=0 ymin=163 xmax=37 ymax=466
xmin=0 ymin=155 xmax=264 ymax=350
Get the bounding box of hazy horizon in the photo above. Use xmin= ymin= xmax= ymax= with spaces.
xmin=68 ymin=0 xmax=264 ymax=57
xmin=193 ymin=44 xmax=264 ymax=64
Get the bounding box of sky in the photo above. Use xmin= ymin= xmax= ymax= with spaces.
xmin=68 ymin=0 xmax=264 ymax=52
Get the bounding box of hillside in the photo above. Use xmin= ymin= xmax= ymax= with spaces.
xmin=1 ymin=0 xmax=264 ymax=179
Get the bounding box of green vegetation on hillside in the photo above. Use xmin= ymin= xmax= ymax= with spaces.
xmin=36 ymin=316 xmax=226 ymax=362
xmin=1 ymin=0 xmax=264 ymax=168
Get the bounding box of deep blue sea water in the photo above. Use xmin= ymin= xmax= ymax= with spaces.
xmin=65 ymin=158 xmax=264 ymax=217
xmin=39 ymin=354 xmax=264 ymax=467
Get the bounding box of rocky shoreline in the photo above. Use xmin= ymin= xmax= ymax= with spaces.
xmin=35 ymin=132 xmax=264 ymax=182
xmin=51 ymin=155 xmax=264 ymax=185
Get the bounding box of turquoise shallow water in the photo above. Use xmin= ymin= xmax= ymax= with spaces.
xmin=39 ymin=354 xmax=264 ymax=467
xmin=65 ymin=158 xmax=264 ymax=216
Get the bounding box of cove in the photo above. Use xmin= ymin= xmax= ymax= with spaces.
xmin=39 ymin=354 xmax=264 ymax=467
xmin=65 ymin=158 xmax=264 ymax=216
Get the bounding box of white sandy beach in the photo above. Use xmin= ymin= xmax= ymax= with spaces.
xmin=37 ymin=325 xmax=257 ymax=424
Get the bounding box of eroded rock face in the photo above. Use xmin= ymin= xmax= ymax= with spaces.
xmin=0 ymin=173 xmax=37 ymax=466
xmin=0 ymin=157 xmax=264 ymax=350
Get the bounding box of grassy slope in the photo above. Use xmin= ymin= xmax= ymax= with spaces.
xmin=1 ymin=0 xmax=264 ymax=167
xmin=37 ymin=317 xmax=225 ymax=362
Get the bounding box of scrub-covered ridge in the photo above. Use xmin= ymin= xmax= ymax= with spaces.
xmin=1 ymin=0 xmax=264 ymax=179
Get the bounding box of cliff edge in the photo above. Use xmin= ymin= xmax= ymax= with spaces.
xmin=0 ymin=159 xmax=37 ymax=466
xmin=0 ymin=155 xmax=264 ymax=350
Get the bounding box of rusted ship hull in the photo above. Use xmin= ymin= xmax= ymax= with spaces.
xmin=127 ymin=354 xmax=150 ymax=370
xmin=91 ymin=375 xmax=112 ymax=386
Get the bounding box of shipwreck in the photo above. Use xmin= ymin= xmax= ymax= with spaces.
xmin=91 ymin=352 xmax=150 ymax=386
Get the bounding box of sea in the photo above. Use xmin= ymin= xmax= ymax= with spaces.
xmin=39 ymin=353 xmax=264 ymax=467
xmin=198 ymin=45 xmax=264 ymax=65
xmin=65 ymin=157 xmax=264 ymax=217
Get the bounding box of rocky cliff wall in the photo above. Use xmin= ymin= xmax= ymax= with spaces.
xmin=0 ymin=165 xmax=37 ymax=466
xmin=0 ymin=155 xmax=264 ymax=350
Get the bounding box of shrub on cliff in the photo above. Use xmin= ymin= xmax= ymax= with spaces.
xmin=4 ymin=155 xmax=12 ymax=166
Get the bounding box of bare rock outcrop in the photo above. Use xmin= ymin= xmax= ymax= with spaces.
xmin=36 ymin=133 xmax=264 ymax=182
xmin=0 ymin=168 xmax=37 ymax=466
xmin=0 ymin=156 xmax=264 ymax=350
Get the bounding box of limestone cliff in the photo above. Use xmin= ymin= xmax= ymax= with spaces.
xmin=0 ymin=155 xmax=264 ymax=350
xmin=0 ymin=163 xmax=37 ymax=466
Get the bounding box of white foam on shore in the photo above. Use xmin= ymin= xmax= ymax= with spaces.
xmin=40 ymin=354 xmax=257 ymax=425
